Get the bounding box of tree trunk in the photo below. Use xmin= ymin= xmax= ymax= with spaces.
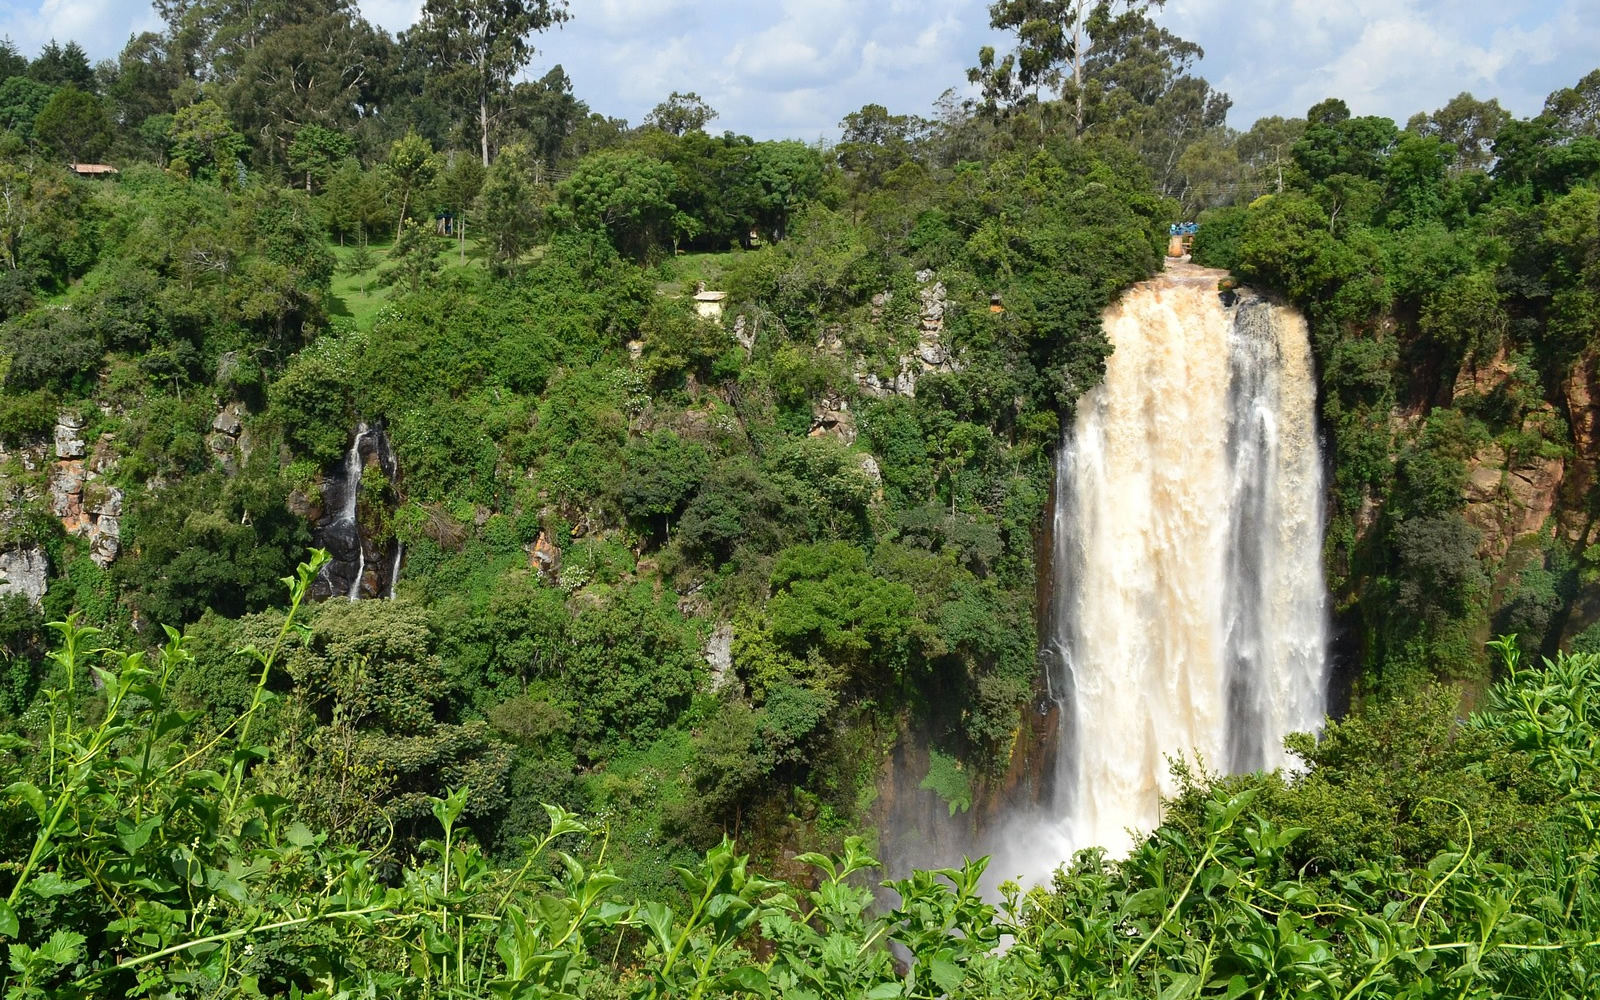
xmin=1072 ymin=8 xmax=1085 ymax=136
xmin=480 ymin=97 xmax=490 ymax=168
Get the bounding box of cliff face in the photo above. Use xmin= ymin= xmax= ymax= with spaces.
xmin=1334 ymin=340 xmax=1600 ymax=678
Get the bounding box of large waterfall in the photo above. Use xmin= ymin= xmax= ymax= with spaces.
xmin=1008 ymin=263 xmax=1329 ymax=877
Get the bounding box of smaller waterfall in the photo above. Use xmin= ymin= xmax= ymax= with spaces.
xmin=343 ymin=425 xmax=369 ymax=601
xmin=311 ymin=422 xmax=395 ymax=601
xmin=387 ymin=543 xmax=404 ymax=600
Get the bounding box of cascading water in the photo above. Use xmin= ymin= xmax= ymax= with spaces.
xmin=310 ymin=422 xmax=401 ymax=602
xmin=342 ymin=424 xmax=370 ymax=601
xmin=999 ymin=262 xmax=1328 ymax=881
xmin=388 ymin=542 xmax=404 ymax=600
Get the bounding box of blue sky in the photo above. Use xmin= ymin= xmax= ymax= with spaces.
xmin=1 ymin=0 xmax=1596 ymax=141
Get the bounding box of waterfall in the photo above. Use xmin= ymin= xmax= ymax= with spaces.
xmin=387 ymin=542 xmax=403 ymax=600
xmin=1006 ymin=264 xmax=1328 ymax=879
xmin=309 ymin=421 xmax=402 ymax=603
xmin=344 ymin=424 xmax=369 ymax=601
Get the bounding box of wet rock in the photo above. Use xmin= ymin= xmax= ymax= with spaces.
xmin=1462 ymin=444 xmax=1563 ymax=560
xmin=732 ymin=314 xmax=755 ymax=353
xmin=919 ymin=280 xmax=947 ymax=332
xmin=49 ymin=461 xmax=86 ymax=521
xmin=89 ymin=518 xmax=121 ymax=567
xmin=858 ymin=453 xmax=884 ymax=502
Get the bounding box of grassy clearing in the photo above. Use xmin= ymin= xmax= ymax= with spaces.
xmin=327 ymin=233 xmax=486 ymax=329
xmin=654 ymin=250 xmax=742 ymax=297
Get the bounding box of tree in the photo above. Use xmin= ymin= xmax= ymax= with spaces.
xmin=0 ymin=37 xmax=27 ymax=81
xmin=104 ymin=31 xmax=182 ymax=139
xmin=750 ymin=140 xmax=824 ymax=240
xmin=385 ymin=218 xmax=443 ymax=293
xmin=1292 ymin=98 xmax=1398 ymax=183
xmin=835 ymin=104 xmax=919 ymax=189
xmin=1236 ymin=115 xmax=1304 ymax=194
xmin=168 ymin=99 xmax=248 ymax=182
xmin=620 ymin=429 xmax=710 ymax=538
xmin=33 ymin=85 xmax=111 ymax=163
xmin=1406 ymin=91 xmax=1510 ymax=173
xmin=507 ymin=64 xmax=586 ymax=169
xmin=385 ymin=129 xmax=436 ymax=238
xmin=1080 ymin=6 xmax=1229 ymax=194
xmin=411 ymin=0 xmax=572 ymax=167
xmin=479 ymin=142 xmax=541 ymax=273
xmin=0 ymin=76 xmax=54 ymax=142
xmin=432 ymin=150 xmax=486 ymax=259
xmin=553 ymin=149 xmax=676 ymax=257
xmin=28 ymin=39 xmax=93 ymax=90
xmin=1544 ymin=68 xmax=1600 ymax=138
xmin=975 ymin=0 xmax=1166 ymax=133
xmin=224 ymin=9 xmax=393 ymax=166
xmin=287 ymin=123 xmax=354 ymax=193
xmin=322 ymin=159 xmax=389 ymax=244
xmin=644 ymin=90 xmax=718 ymax=135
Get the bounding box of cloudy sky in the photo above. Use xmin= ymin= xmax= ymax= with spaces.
xmin=0 ymin=0 xmax=1596 ymax=140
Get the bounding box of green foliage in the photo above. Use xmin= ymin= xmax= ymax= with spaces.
xmin=554 ymin=150 xmax=678 ymax=258
xmin=31 ymin=85 xmax=110 ymax=164
xmin=117 ymin=469 xmax=311 ymax=625
xmin=167 ymin=100 xmax=247 ymax=181
xmin=8 ymin=602 xmax=1600 ymax=998
xmin=919 ymin=748 xmax=973 ymax=816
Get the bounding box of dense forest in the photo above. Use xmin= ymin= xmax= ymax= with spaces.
xmin=3 ymin=0 xmax=1600 ymax=995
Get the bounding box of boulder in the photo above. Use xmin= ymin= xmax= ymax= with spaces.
xmin=0 ymin=545 xmax=47 ymax=607
xmin=53 ymin=414 xmax=86 ymax=459
xmin=211 ymin=404 xmax=244 ymax=437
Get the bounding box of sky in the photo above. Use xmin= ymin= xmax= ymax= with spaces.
xmin=0 ymin=0 xmax=1596 ymax=141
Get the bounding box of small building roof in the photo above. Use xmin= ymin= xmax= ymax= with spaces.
xmin=70 ymin=163 xmax=119 ymax=175
xmin=693 ymin=289 xmax=728 ymax=302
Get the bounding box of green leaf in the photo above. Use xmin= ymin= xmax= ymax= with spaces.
xmin=1224 ymin=975 xmax=1249 ymax=1000
xmin=715 ymin=966 xmax=770 ymax=997
xmin=0 ymin=899 xmax=17 ymax=938
xmin=117 ymin=816 xmax=162 ymax=855
xmin=28 ymin=871 xmax=90 ymax=899
xmin=928 ymin=954 xmax=963 ymax=993
xmin=636 ymin=901 xmax=676 ymax=953
xmin=285 ymin=821 xmax=317 ymax=848
xmin=155 ymin=709 xmax=202 ymax=740
xmin=5 ymin=781 xmax=46 ymax=821
xmin=865 ymin=984 xmax=903 ymax=1000
xmin=38 ymin=929 xmax=85 ymax=967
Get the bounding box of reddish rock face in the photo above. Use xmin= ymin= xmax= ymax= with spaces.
xmin=530 ymin=531 xmax=562 ymax=579
xmin=48 ymin=447 xmax=123 ymax=568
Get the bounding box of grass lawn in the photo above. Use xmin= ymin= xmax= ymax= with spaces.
xmin=328 ymin=233 xmax=486 ymax=329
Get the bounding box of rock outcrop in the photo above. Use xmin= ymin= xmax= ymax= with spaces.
xmin=0 ymin=545 xmax=47 ymax=607
xmin=855 ymin=270 xmax=963 ymax=399
xmin=206 ymin=401 xmax=251 ymax=472
xmin=49 ymin=416 xmax=122 ymax=568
